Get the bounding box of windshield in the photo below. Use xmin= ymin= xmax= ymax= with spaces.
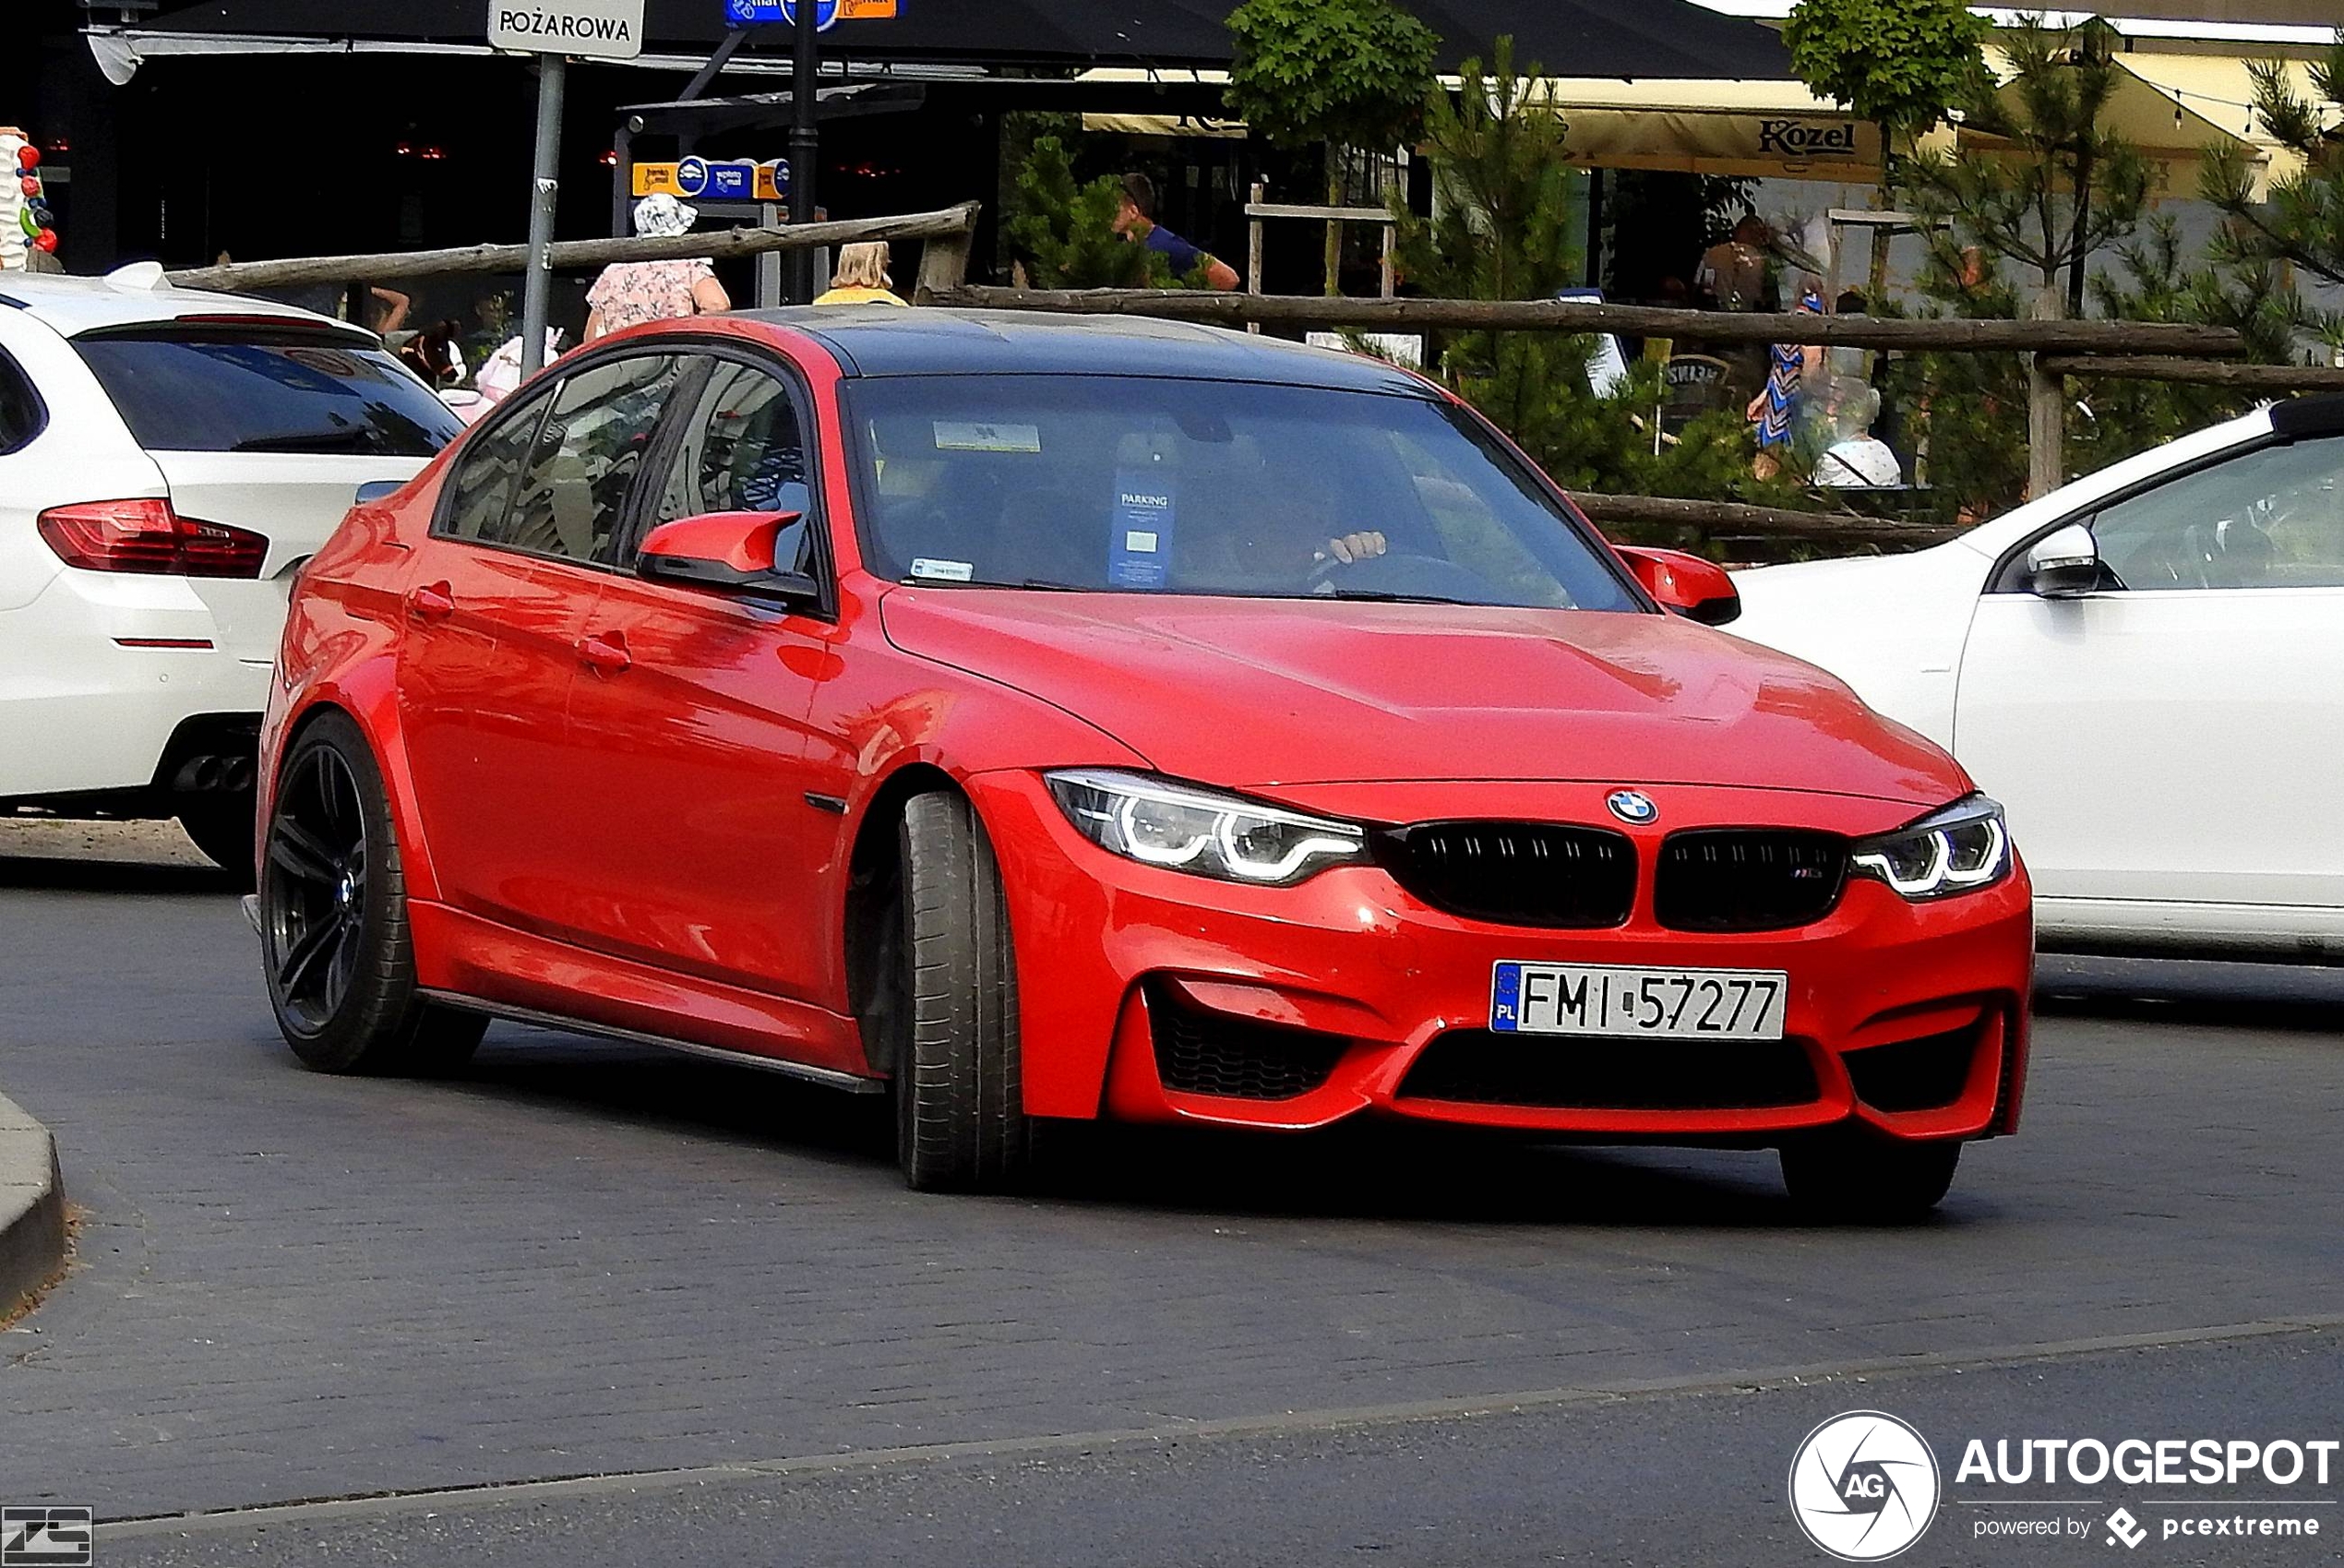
xmin=844 ymin=375 xmax=1639 ymax=611
xmin=74 ymin=324 xmax=464 ymax=457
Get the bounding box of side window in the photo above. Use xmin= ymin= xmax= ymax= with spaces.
xmin=2092 ymin=436 xmax=2344 ymax=591
xmin=645 ymin=358 xmax=815 ymax=573
xmin=0 ymin=348 xmax=45 ymax=455
xmin=439 ymin=391 xmax=550 ymax=545
xmin=496 ymin=353 xmax=685 ymax=565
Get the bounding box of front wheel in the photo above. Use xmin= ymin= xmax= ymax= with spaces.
xmin=1779 ymin=1132 xmax=1961 ymax=1223
xmin=888 ymin=790 xmax=1031 ymax=1192
xmin=260 ymin=712 xmax=484 ymax=1075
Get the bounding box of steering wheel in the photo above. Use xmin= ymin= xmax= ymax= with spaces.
xmin=1305 ymin=548 xmax=1493 ymax=601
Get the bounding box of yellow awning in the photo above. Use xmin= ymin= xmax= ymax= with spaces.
xmin=1953 ymin=50 xmax=2276 ymax=196
xmin=2113 ymin=53 xmax=2326 ymax=186
xmin=1531 ymin=78 xmax=1884 ymax=179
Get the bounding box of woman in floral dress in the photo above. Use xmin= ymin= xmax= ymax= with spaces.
xmin=584 ymin=194 xmax=731 ymax=341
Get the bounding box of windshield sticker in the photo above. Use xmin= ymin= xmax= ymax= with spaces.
xmin=909 ymin=557 xmax=975 ymax=582
xmin=1108 ymin=469 xmax=1176 ymax=589
xmin=933 ymin=421 xmax=1041 ymax=454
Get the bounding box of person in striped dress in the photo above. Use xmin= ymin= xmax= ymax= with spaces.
xmin=1749 ymin=287 xmax=1825 ymax=481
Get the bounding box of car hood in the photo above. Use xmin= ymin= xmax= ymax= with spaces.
xmin=879 ymin=589 xmax=1968 ymax=807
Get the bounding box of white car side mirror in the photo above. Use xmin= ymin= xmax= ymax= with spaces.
xmin=2025 ymin=522 xmax=2101 ymax=598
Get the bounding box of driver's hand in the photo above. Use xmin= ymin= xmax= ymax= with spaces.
xmin=1321 ymin=531 xmax=1389 ymax=565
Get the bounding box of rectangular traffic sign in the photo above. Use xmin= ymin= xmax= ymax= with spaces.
xmin=633 ymin=159 xmax=788 ymax=201
xmin=488 ymin=0 xmax=645 ymax=58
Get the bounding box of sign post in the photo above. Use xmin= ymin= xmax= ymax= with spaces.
xmin=720 ymin=0 xmax=898 ymax=302
xmin=787 ymin=0 xmax=820 ymax=305
xmin=487 ymin=0 xmax=644 ymax=375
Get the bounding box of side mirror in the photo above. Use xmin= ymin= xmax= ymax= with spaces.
xmin=2024 ymin=522 xmax=2101 ymax=598
xmin=638 ymin=510 xmax=819 ymax=606
xmin=1614 ymin=545 xmax=1741 ymax=626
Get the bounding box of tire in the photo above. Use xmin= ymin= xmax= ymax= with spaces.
xmin=259 ymin=711 xmax=485 ymax=1076
xmin=178 ymin=796 xmax=257 ymax=885
xmin=889 ymin=789 xmax=1030 ymax=1192
xmin=1780 ymin=1131 xmax=1962 ymax=1223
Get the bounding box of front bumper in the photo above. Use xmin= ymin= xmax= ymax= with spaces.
xmin=971 ymin=772 xmax=2032 ymax=1143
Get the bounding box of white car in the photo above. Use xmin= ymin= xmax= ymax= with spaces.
xmin=1729 ymin=398 xmax=2344 ymax=963
xmin=0 ymin=265 xmax=460 ymax=873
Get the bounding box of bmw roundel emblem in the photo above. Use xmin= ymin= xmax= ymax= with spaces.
xmin=1606 ymin=789 xmax=1658 ymax=825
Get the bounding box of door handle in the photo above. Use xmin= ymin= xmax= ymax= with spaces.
xmin=576 ymin=630 xmax=631 ymax=674
xmin=406 ymin=582 xmax=456 ymax=623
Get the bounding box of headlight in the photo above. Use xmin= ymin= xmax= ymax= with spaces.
xmin=1044 ymin=769 xmax=1367 ymax=886
xmin=1848 ymin=794 xmax=2012 ymax=901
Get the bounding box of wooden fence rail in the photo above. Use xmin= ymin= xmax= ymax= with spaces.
xmin=2037 ymin=355 xmax=2344 ymax=392
xmin=163 ymin=203 xmax=981 ymax=293
xmin=927 ymin=284 xmax=2246 ymax=358
xmin=1570 ymin=493 xmax=1961 ymax=547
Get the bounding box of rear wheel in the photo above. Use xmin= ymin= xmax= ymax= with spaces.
xmin=260 ymin=712 xmax=484 ymax=1075
xmin=1780 ymin=1131 xmax=1961 ymax=1223
xmin=888 ymin=790 xmax=1030 ymax=1192
xmin=178 ymin=796 xmax=257 ymax=884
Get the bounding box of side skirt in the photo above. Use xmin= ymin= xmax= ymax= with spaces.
xmin=417 ymin=988 xmax=886 ymax=1095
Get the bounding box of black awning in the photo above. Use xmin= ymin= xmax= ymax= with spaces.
xmin=131 ymin=0 xmax=1790 ymax=78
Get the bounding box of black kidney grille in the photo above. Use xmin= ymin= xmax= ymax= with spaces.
xmin=1398 ymin=1030 xmax=1822 ymax=1111
xmin=1373 ymin=821 xmax=1637 ymax=928
xmin=1654 ymin=829 xmax=1848 ymax=933
xmin=1148 ymin=984 xmax=1348 ymax=1101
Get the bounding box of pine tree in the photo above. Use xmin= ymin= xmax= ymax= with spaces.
xmin=1003 ymin=137 xmax=1178 ymax=290
xmin=2202 ymin=37 xmax=2344 ymax=351
xmin=1902 ymin=17 xmax=2150 ymax=319
xmin=1901 ymin=17 xmax=2156 ymax=516
xmin=1393 ymin=42 xmax=1804 ymax=517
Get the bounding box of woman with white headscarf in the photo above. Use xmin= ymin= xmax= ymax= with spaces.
xmin=583 ymin=194 xmax=732 ymax=341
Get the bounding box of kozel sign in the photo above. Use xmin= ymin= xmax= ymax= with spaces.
xmin=1755 ymin=118 xmax=1862 ymax=161
xmin=488 ymin=0 xmax=646 ymax=59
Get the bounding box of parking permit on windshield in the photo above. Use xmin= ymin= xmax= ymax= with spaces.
xmin=933 ymin=421 xmax=1041 ymax=453
xmin=1109 ymin=468 xmax=1175 ymax=589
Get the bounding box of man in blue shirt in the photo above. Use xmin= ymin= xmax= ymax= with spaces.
xmin=1113 ymin=174 xmax=1240 ymax=291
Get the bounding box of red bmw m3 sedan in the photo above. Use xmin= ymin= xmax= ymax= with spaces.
xmin=253 ymin=309 xmax=2031 ymax=1214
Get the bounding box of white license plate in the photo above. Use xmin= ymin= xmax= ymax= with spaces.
xmin=1490 ymin=962 xmax=1788 ymax=1041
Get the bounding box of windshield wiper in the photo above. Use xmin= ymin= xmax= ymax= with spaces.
xmin=1316 ymin=587 xmax=1473 ymax=605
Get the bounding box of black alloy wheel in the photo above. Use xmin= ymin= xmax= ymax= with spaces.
xmin=260 ymin=712 xmax=484 ymax=1074
xmin=264 ymin=742 xmax=370 ymax=1034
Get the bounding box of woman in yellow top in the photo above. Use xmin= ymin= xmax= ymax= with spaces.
xmin=814 ymin=242 xmax=908 ymax=305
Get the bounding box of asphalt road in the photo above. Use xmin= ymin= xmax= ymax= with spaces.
xmin=2 ymin=829 xmax=2340 ymax=1565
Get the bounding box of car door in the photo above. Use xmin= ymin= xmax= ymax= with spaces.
xmin=396 ymin=350 xmax=686 ymax=940
xmin=1952 ymin=430 xmax=2344 ymax=927
xmin=555 ymin=351 xmax=844 ymax=1007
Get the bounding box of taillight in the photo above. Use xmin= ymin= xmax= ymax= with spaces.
xmin=35 ymin=498 xmax=269 ymax=578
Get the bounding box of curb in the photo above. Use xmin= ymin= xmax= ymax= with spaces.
xmin=0 ymin=1091 xmax=66 ymax=1317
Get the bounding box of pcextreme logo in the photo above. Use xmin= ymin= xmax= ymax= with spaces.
xmin=1789 ymin=1410 xmax=1943 ymax=1562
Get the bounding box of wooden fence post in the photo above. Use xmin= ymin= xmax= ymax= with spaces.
xmin=2027 ymin=284 xmax=2066 ymax=501
xmin=912 ymin=209 xmax=976 ymax=304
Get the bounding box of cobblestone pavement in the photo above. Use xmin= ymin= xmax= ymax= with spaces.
xmin=2 ymin=828 xmax=2339 ymax=1526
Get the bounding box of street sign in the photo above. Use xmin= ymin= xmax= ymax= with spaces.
xmin=487 ymin=0 xmax=645 ymax=59
xmin=634 ymin=159 xmax=789 ymax=202
xmin=723 ymin=0 xmax=896 ymax=30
